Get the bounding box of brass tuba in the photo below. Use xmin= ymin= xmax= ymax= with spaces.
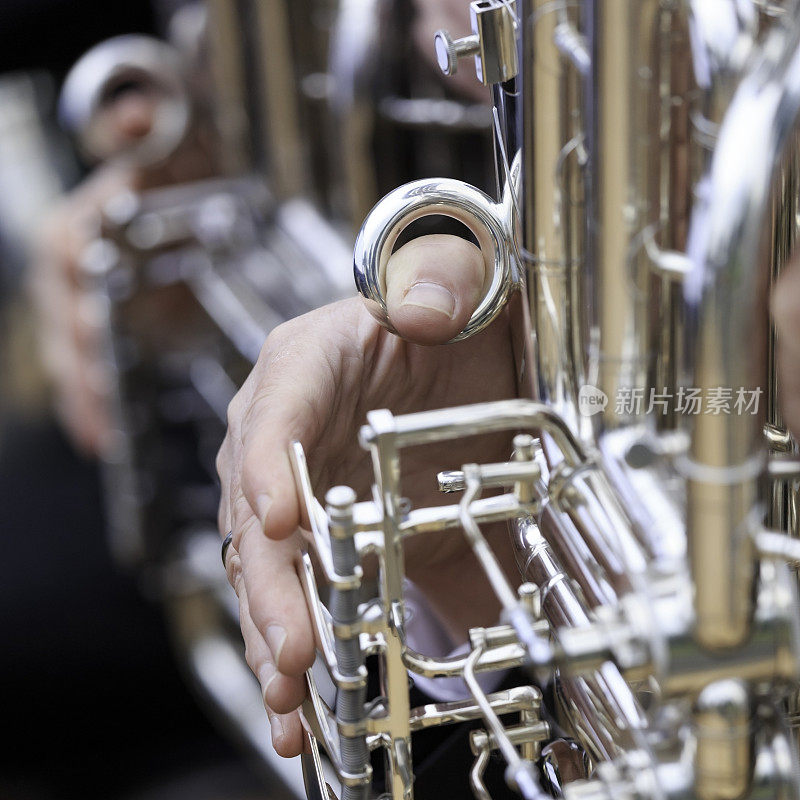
xmin=297 ymin=2 xmax=800 ymax=798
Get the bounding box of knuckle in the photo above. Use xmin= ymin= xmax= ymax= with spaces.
xmin=261 ymin=322 xmax=290 ymax=357
xmin=242 ymin=642 xmax=259 ymax=675
xmin=255 ymin=320 xmax=303 ymax=376
xmin=215 ymin=437 xmax=230 ymax=480
xmin=214 ymin=451 xmax=225 ymax=483
xmin=226 ymin=391 xmax=242 ymax=430
xmin=226 ymin=554 xmax=243 ymax=593
xmin=40 ymin=209 xmax=69 ymax=250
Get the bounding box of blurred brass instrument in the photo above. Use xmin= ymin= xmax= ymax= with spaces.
xmin=297 ymin=1 xmax=800 ymax=798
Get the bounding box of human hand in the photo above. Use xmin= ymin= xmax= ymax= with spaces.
xmin=31 ymin=164 xmax=140 ymax=455
xmin=31 ymin=86 xmax=215 ymax=456
xmin=217 ymin=234 xmax=519 ymax=756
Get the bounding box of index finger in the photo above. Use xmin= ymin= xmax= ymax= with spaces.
xmin=238 ymin=300 xmax=361 ymax=540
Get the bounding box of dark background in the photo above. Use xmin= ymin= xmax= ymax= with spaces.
xmin=0 ymin=1 xmax=156 ymax=78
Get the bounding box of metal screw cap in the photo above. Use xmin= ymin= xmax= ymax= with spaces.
xmin=434 ymin=29 xmax=458 ymax=76
xmin=434 ymin=30 xmax=480 ymax=77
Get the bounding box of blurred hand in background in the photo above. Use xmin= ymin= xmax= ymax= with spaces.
xmin=30 ymin=85 xmax=215 ymax=456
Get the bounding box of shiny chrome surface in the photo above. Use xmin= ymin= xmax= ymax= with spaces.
xmin=518 ymin=0 xmax=586 ymax=434
xmin=443 ymin=0 xmax=519 ymax=86
xmin=354 ymin=168 xmax=519 ymax=341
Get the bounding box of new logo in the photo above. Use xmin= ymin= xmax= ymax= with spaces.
xmin=578 ymin=385 xmax=608 ymax=417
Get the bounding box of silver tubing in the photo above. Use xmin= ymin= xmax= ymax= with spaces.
xmin=326 ymin=486 xmax=370 ymax=800
xmin=463 ymin=644 xmax=548 ymax=800
xmin=511 ymin=514 xmax=645 ymax=763
xmin=519 ymin=0 xmax=586 ymax=433
xmin=353 ymin=169 xmax=519 ymax=342
xmin=360 ymin=398 xmax=587 ymax=465
xmin=461 ymin=465 xmax=553 ymax=667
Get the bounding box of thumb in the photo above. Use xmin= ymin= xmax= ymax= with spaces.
xmin=109 ymin=92 xmax=156 ymax=142
xmin=385 ymin=234 xmax=486 ymax=345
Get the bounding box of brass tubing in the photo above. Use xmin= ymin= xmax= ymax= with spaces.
xmin=205 ymin=0 xmax=252 ymax=173
xmin=250 ymin=0 xmax=306 ymax=197
xmin=694 ymin=680 xmax=753 ymax=800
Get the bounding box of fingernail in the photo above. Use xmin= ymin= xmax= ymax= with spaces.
xmin=256 ymin=493 xmax=272 ymax=529
xmin=258 ymin=662 xmax=277 ymax=698
xmin=401 ymin=282 xmax=455 ymax=319
xmin=265 ymin=624 xmax=287 ymax=663
xmin=270 ymin=715 xmax=284 ymax=743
